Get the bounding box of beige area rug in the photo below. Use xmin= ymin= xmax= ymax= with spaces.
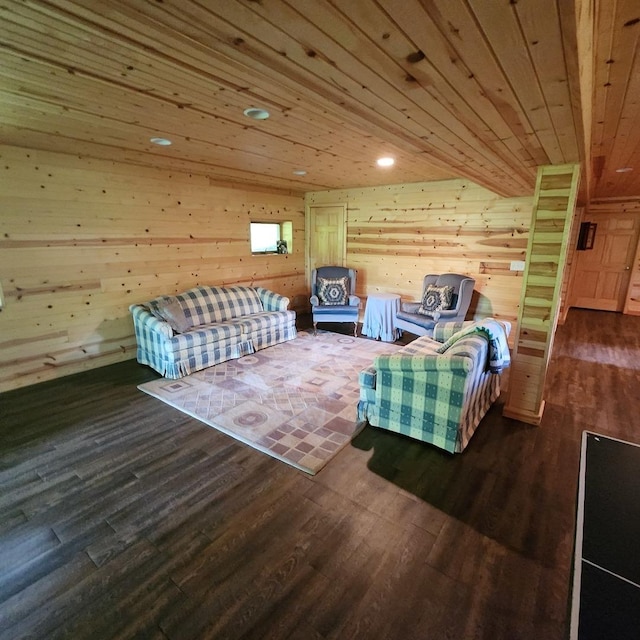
xmin=138 ymin=330 xmax=402 ymax=474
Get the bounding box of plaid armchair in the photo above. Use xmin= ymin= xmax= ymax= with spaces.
xmin=358 ymin=319 xmax=510 ymax=453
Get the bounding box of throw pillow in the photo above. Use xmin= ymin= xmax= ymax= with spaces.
xmin=155 ymin=296 xmax=192 ymax=333
xmin=417 ymin=284 xmax=454 ymax=318
xmin=317 ymin=276 xmax=349 ymax=306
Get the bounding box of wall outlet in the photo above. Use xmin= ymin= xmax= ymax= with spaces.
xmin=510 ymin=260 xmax=526 ymax=272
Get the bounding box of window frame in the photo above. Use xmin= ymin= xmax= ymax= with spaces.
xmin=250 ymin=220 xmax=292 ymax=255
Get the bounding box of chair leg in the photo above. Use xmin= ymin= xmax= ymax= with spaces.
xmin=353 ymin=322 xmax=358 ymax=337
xmin=313 ymin=321 xmax=318 ymax=336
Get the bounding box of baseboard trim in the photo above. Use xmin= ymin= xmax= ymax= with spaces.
xmin=502 ymin=400 xmax=545 ymax=426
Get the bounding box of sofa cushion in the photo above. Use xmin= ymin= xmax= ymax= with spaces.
xmin=312 ymin=304 xmax=358 ymax=316
xmin=238 ymin=311 xmax=295 ymax=335
xmin=317 ymin=276 xmax=349 ymax=305
xmin=175 ymin=286 xmax=264 ymax=325
xmin=167 ymin=321 xmax=243 ymax=353
xmin=396 ymin=335 xmax=443 ymax=356
xmin=418 ymin=284 xmax=453 ymax=317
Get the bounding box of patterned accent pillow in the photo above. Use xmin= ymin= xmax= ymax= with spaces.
xmin=417 ymin=284 xmax=454 ymax=317
xmin=317 ymin=276 xmax=349 ymax=306
xmin=154 ymin=296 xmax=192 ymax=333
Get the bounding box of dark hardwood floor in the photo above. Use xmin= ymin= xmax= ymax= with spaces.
xmin=1 ymin=309 xmax=639 ymax=639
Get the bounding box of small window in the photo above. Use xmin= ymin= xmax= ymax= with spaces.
xmin=250 ymin=221 xmax=292 ymax=255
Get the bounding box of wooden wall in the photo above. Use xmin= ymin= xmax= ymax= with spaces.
xmin=558 ymin=205 xmax=584 ymax=323
xmin=0 ymin=146 xmax=306 ymax=392
xmin=306 ymin=180 xmax=533 ymax=331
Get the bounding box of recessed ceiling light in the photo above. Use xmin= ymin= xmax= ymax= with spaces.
xmin=150 ymin=137 xmax=172 ymax=146
xmin=377 ymin=156 xmax=395 ymax=167
xmin=243 ymin=107 xmax=270 ymax=120
xmin=292 ymin=169 xmax=307 ymax=176
xmin=616 ymin=167 xmax=633 ymax=173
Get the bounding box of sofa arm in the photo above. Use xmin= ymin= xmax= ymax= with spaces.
xmin=129 ymin=304 xmax=173 ymax=339
xmin=311 ymin=294 xmax=359 ymax=307
xmin=374 ymin=353 xmax=473 ymax=373
xmin=401 ymin=301 xmax=421 ymax=314
xmin=436 ymin=309 xmax=462 ymax=320
xmin=256 ymin=287 xmax=290 ymax=312
xmin=432 ymin=321 xmax=476 ymax=343
xmin=359 ymin=365 xmax=377 ymax=389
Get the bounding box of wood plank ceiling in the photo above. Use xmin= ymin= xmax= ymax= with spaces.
xmin=0 ymin=0 xmax=638 ymax=200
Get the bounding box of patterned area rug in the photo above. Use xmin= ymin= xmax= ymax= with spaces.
xmin=138 ymin=330 xmax=402 ymax=474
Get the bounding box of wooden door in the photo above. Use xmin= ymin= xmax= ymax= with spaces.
xmin=571 ymin=212 xmax=640 ymax=311
xmin=306 ymin=203 xmax=347 ymax=277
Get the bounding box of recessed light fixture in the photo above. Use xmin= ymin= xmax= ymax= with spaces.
xmin=243 ymin=107 xmax=270 ymax=120
xmin=616 ymin=167 xmax=633 ymax=173
xmin=377 ymin=156 xmax=395 ymax=167
xmin=292 ymin=169 xmax=307 ymax=176
xmin=150 ymin=137 xmax=172 ymax=146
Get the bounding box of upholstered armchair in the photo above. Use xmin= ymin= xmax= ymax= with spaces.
xmin=395 ymin=273 xmax=475 ymax=337
xmin=358 ymin=319 xmax=511 ymax=453
xmin=310 ymin=266 xmax=360 ymax=336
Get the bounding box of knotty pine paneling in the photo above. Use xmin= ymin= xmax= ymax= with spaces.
xmin=0 ymin=0 xmax=590 ymax=198
xmin=0 ymin=146 xmax=305 ymax=392
xmin=306 ymin=180 xmax=533 ymax=334
xmin=558 ymin=206 xmax=584 ymax=323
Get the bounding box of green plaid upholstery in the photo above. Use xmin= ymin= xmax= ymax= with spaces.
xmin=131 ymin=285 xmax=295 ymax=378
xmin=358 ymin=323 xmax=508 ymax=453
xmin=359 ymin=365 xmax=377 ymax=390
xmin=432 ymin=321 xmax=474 ymax=342
xmin=435 ymin=318 xmax=511 ymax=373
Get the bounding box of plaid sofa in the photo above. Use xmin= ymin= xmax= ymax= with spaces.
xmin=130 ymin=285 xmax=296 ymax=378
xmin=357 ymin=320 xmax=510 ymax=453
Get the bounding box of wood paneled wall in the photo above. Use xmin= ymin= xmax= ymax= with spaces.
xmin=558 ymin=206 xmax=584 ymax=323
xmin=306 ymin=180 xmax=533 ymax=330
xmin=0 ymin=146 xmax=306 ymax=392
